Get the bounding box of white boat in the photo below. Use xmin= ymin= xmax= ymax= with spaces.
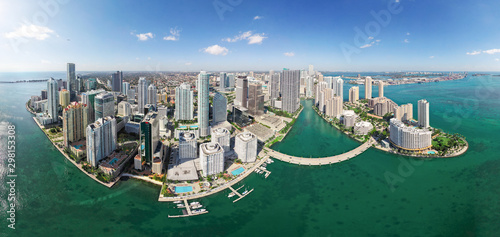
xmin=242 ymin=189 xmax=248 ymax=195
xmin=173 ymin=201 xmax=182 ymax=204
xmin=228 ymin=192 xmax=235 ymax=198
xmin=191 ymin=204 xmax=203 ymax=209
xmin=190 ymin=202 xmax=200 ymax=205
xmin=177 ymin=204 xmax=185 ymax=208
xmin=193 ymin=209 xmax=207 ymax=213
xmin=261 ymin=167 xmax=267 ymax=170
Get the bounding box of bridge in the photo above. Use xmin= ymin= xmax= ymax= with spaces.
xmin=264 ymin=138 xmax=376 ymax=166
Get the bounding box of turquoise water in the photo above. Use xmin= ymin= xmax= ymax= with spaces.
xmin=73 ymin=144 xmax=83 ymax=149
xmin=428 ymin=151 xmax=436 ymax=154
xmin=109 ymin=158 xmax=118 ymax=165
xmin=231 ymin=167 xmax=245 ymax=176
xmin=175 ymin=186 xmax=193 ymax=193
xmin=1 ymin=73 xmax=500 ymax=236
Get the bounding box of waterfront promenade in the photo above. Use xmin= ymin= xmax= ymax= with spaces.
xmin=265 ymin=137 xmax=376 ymax=166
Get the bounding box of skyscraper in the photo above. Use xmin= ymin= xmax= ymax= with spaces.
xmin=81 ymin=89 xmax=105 ymax=124
xmin=418 ymin=99 xmax=430 ymax=128
xmin=247 ymin=83 xmax=264 ymax=116
xmin=235 ymin=76 xmax=248 ymax=108
xmin=67 ymin=63 xmax=76 ymax=100
xmin=212 ymin=92 xmax=227 ymax=124
xmin=219 ymin=72 xmax=227 ymax=91
xmin=211 ymin=127 xmax=230 ymax=154
xmin=199 ymin=142 xmax=224 ymax=176
xmin=179 ymin=131 xmax=197 ymax=160
xmin=365 ymin=76 xmax=372 ymax=99
xmin=235 ymin=132 xmax=257 ymax=163
xmin=198 ymin=71 xmax=210 ymax=137
xmin=270 ymin=73 xmax=280 ymax=101
xmin=306 ymin=76 xmax=314 ymax=97
xmin=137 ymin=77 xmax=148 ymax=114
xmin=112 ymin=71 xmax=123 ymax=92
xmin=333 ymin=77 xmax=343 ymax=100
xmin=59 ymin=89 xmax=70 ymax=109
xmin=227 ymin=73 xmax=235 ymax=90
xmin=281 ymin=69 xmax=300 ymax=113
xmin=175 ymin=83 xmax=194 ymax=121
xmin=140 ymin=112 xmax=160 ymax=165
xmin=94 ymin=92 xmax=114 ymax=121
xmin=86 ymin=116 xmax=117 ymax=167
xmin=378 ymin=81 xmax=384 ymax=98
xmin=349 ymin=86 xmax=359 ymax=103
xmin=394 ymin=103 xmax=413 ymax=122
xmin=47 ymin=77 xmax=59 ymax=123
xmin=315 ymin=81 xmax=328 ymax=107
xmin=147 ymin=84 xmax=157 ymax=106
xmin=122 ymin=82 xmax=130 ymax=97
xmin=63 ymin=102 xmax=88 ymax=147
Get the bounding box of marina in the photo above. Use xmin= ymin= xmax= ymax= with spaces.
xmin=228 ymin=185 xmax=254 ymax=203
xmin=168 ymin=199 xmax=208 ymax=218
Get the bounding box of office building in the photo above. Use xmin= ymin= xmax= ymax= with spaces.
xmin=94 ymin=92 xmax=114 ymax=121
xmin=112 ymin=71 xmax=123 ymax=92
xmin=81 ymin=89 xmax=105 ymax=123
xmin=179 ymin=131 xmax=197 ymax=160
xmin=67 ymin=63 xmax=76 ymax=100
xmin=139 ymin=112 xmax=160 ymax=164
xmin=199 ymin=142 xmax=225 ymax=176
xmin=147 ymin=84 xmax=157 ymax=106
xmin=390 ymin=118 xmax=432 ymax=150
xmin=137 ymin=77 xmax=148 ymax=114
xmin=86 ymin=116 xmax=117 ymax=167
xmin=198 ymin=71 xmax=210 ymax=137
xmin=349 ymin=86 xmax=359 ymax=103
xmin=232 ymin=106 xmax=253 ymax=128
xmin=281 ymin=69 xmax=300 ymax=113
xmin=227 ymin=73 xmax=235 ymax=90
xmin=59 ymin=89 xmax=70 ymax=109
xmin=235 ymin=76 xmax=248 ymax=107
xmin=175 ymin=83 xmax=194 ymax=121
xmin=117 ymin=101 xmax=131 ymax=117
xmin=418 ymin=99 xmax=430 ymax=128
xmin=235 ymin=132 xmax=257 ymax=163
xmin=211 ymin=127 xmax=230 ymax=154
xmin=378 ymin=81 xmax=384 ymax=98
xmin=212 ymin=92 xmax=227 ymax=124
xmin=365 ymin=76 xmax=372 ymax=99
xmin=219 ymin=72 xmax=227 ymax=91
xmin=63 ymin=102 xmax=88 ymax=147
xmin=247 ymin=83 xmax=264 ymax=116
xmin=122 ymin=82 xmax=130 ymax=96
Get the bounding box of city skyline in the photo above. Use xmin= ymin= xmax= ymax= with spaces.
xmin=1 ymin=0 xmax=500 ymax=72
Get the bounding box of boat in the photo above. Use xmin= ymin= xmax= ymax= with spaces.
xmin=190 ymin=202 xmax=200 ymax=205
xmin=173 ymin=201 xmax=182 ymax=204
xmin=193 ymin=209 xmax=207 ymax=213
xmin=242 ymin=189 xmax=248 ymax=195
xmin=228 ymin=192 xmax=235 ymax=198
xmin=191 ymin=204 xmax=203 ymax=209
xmin=177 ymin=204 xmax=185 ymax=208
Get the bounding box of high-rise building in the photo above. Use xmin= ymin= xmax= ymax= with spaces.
xmin=137 ymin=77 xmax=148 ymax=114
xmin=199 ymin=142 xmax=225 ymax=176
xmin=67 ymin=63 xmax=76 ymax=100
xmin=315 ymin=81 xmax=328 ymax=106
xmin=81 ymin=89 xmax=105 ymax=124
xmin=128 ymin=89 xmax=136 ymax=103
xmin=349 ymin=86 xmax=359 ymax=103
xmin=281 ymin=69 xmax=300 ymax=113
xmin=325 ymin=96 xmax=343 ymax=118
xmin=235 ymin=132 xmax=257 ymax=163
xmin=333 ymin=77 xmax=343 ymax=100
xmin=373 ymin=98 xmax=398 ymax=116
xmin=308 ymin=65 xmax=314 ymax=76
xmin=59 ymin=89 xmax=70 ymax=109
xmin=122 ymin=82 xmax=130 ymax=96
xmin=365 ymin=76 xmax=372 ymax=99
xmin=227 ymin=73 xmax=235 ymax=90
xmin=140 ymin=112 xmax=160 ymax=164
xmin=235 ymin=76 xmax=248 ymax=107
xmin=41 ymin=89 xmax=47 ymax=100
xmin=211 ymin=127 xmax=230 ymax=154
xmin=86 ymin=116 xmax=117 ymax=167
xmin=63 ymin=102 xmax=88 ymax=147
xmin=112 ymin=71 xmax=123 ymax=92
xmin=147 ymin=84 xmax=157 ymax=106
xmin=219 ymin=72 xmax=227 ymax=91
xmin=394 ymin=103 xmax=413 ymax=122
xmin=179 ymin=131 xmax=197 ymax=160
xmin=212 ymin=92 xmax=227 ymax=124
xmin=378 ymin=81 xmax=384 ymax=98
xmin=117 ymin=101 xmax=131 ymax=117
xmin=306 ymin=76 xmax=314 ymax=98
xmin=94 ymin=92 xmax=114 ymax=121
xmin=47 ymin=77 xmax=59 ymax=123
xmin=247 ymin=83 xmax=264 ymax=116
xmin=390 ymin=118 xmax=432 ymax=151
xmin=175 ymin=83 xmax=194 ymax=121
xmin=342 ymin=110 xmax=358 ymax=128
xmin=270 ymin=73 xmax=280 ymax=102
xmin=418 ymin=99 xmax=430 ymax=128
xmin=197 ymin=71 xmax=210 ymax=137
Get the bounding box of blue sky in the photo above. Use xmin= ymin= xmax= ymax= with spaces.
xmin=1 ymin=0 xmax=500 ymax=72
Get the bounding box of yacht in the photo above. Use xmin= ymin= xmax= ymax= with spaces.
xmin=193 ymin=209 xmax=206 ymax=213
xmin=228 ymin=192 xmax=235 ymax=198
xmin=173 ymin=201 xmax=182 ymax=204
xmin=190 ymin=202 xmax=200 ymax=205
xmin=177 ymin=204 xmax=185 ymax=208
xmin=191 ymin=204 xmax=203 ymax=209
xmin=242 ymin=189 xmax=248 ymax=195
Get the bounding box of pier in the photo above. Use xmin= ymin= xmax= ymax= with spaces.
xmin=228 ymin=186 xmax=254 ymax=203
xmin=256 ymin=167 xmax=271 ymax=178
xmin=168 ymin=199 xmax=208 ymax=218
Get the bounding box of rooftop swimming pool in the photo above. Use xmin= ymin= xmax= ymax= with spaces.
xmin=73 ymin=144 xmax=83 ymax=149
xmin=108 ymin=158 xmax=118 ymax=165
xmin=231 ymin=167 xmax=245 ymax=176
xmin=175 ymin=186 xmax=193 ymax=193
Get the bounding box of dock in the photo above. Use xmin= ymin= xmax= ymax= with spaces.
xmin=256 ymin=167 xmax=271 ymax=178
xmin=229 ymin=186 xmax=254 ymax=203
xmin=167 ymin=199 xmax=208 ymax=218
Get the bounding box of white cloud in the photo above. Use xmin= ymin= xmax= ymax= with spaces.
xmin=247 ymin=33 xmax=267 ymax=44
xmin=253 ymin=16 xmax=262 ymax=20
xmin=496 ymin=58 xmax=499 ymax=61
xmin=136 ymin=32 xmax=153 ymax=41
xmin=368 ymin=36 xmax=374 ymax=40
xmin=148 ymin=57 xmax=151 ymax=60
xmin=483 ymin=49 xmax=500 ymax=55
xmin=284 ymin=52 xmax=295 ymax=57
xmin=466 ymin=51 xmax=481 ymax=55
xmin=203 ymin=45 xmax=228 ymax=56
xmin=404 ymin=39 xmax=409 ymax=43
xmin=223 ymin=31 xmax=267 ymax=44
xmin=406 ymin=32 xmax=410 ymax=35
xmin=360 ymin=43 xmax=373 ymax=49
xmin=429 ymin=56 xmax=435 ymax=59
xmin=185 ymin=62 xmax=192 ymax=65
xmin=4 ymin=24 xmax=55 ymax=40
xmin=163 ymin=28 xmax=181 ymax=41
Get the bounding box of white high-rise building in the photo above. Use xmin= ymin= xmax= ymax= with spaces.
xmin=365 ymin=76 xmax=372 ymax=99
xmin=349 ymin=86 xmax=359 ymax=103
xmin=281 ymin=70 xmax=300 ymax=113
xmin=211 ymin=127 xmax=230 ymax=154
xmin=175 ymin=83 xmax=194 ymax=121
xmin=333 ymin=77 xmax=343 ymax=100
xmin=86 ymin=116 xmax=117 ymax=167
xmin=198 ymin=71 xmax=210 ymax=137
xmin=199 ymin=142 xmax=224 ymax=176
xmin=378 ymin=81 xmax=384 ymax=98
xmin=47 ymin=77 xmax=59 ymax=123
xmin=137 ymin=77 xmax=148 ymax=114
xmin=147 ymin=84 xmax=157 ymax=106
xmin=122 ymin=82 xmax=130 ymax=97
xmin=179 ymin=132 xmax=197 ymax=160
xmin=306 ymin=76 xmax=314 ymax=97
xmin=227 ymin=73 xmax=235 ymax=89
xmin=235 ymin=132 xmax=258 ymax=163
xmin=219 ymin=72 xmax=227 ymax=91
xmin=315 ymin=81 xmax=328 ymax=106
xmin=127 ymin=89 xmax=135 ymax=103
xmin=235 ymin=76 xmax=248 ymax=107
xmin=94 ymin=92 xmax=114 ymax=121
xmin=418 ymin=99 xmax=430 ymax=128
xmin=270 ymin=73 xmax=280 ymax=101
xmin=117 ymin=101 xmax=131 ymax=117
xmin=390 ymin=118 xmax=432 ymax=150
xmin=212 ymin=92 xmax=227 ymax=124
xmin=308 ymin=65 xmax=314 ymax=76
